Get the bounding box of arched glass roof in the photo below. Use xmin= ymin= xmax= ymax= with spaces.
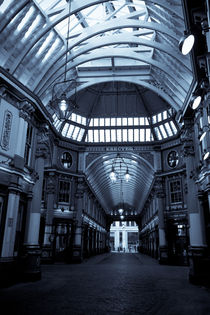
xmin=0 ymin=0 xmax=193 ymax=213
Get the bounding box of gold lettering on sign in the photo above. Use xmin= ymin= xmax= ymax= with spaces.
xmin=1 ymin=110 xmax=13 ymax=151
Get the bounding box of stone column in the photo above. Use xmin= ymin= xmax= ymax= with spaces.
xmin=42 ymin=172 xmax=56 ymax=262
xmin=181 ymin=118 xmax=207 ymax=284
xmin=1 ymin=177 xmax=21 ymax=259
xmin=72 ymin=178 xmax=85 ymax=262
xmin=23 ymin=139 xmax=47 ymax=279
xmin=155 ymin=176 xmax=168 ymax=264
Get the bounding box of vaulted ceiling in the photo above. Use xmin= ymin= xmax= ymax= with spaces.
xmin=0 ymin=0 xmax=193 ymax=215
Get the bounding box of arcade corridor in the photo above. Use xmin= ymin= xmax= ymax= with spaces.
xmin=0 ymin=253 xmax=209 ymax=315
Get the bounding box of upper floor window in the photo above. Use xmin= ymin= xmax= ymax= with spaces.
xmin=58 ymin=181 xmax=70 ymax=203
xmin=169 ymin=180 xmax=182 ymax=204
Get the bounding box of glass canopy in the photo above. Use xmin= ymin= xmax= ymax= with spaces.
xmin=0 ymin=0 xmax=193 ymax=144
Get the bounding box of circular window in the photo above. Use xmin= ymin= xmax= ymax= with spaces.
xmin=167 ymin=150 xmax=179 ymax=168
xmin=61 ymin=152 xmax=72 ymax=168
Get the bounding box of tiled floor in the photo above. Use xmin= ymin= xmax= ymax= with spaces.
xmin=0 ymin=253 xmax=210 ymax=315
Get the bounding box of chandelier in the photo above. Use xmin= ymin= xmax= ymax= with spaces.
xmin=49 ymin=0 xmax=78 ymax=121
xmin=109 ymin=153 xmax=131 ymax=183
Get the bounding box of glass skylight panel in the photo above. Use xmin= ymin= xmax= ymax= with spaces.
xmin=71 ymin=113 xmax=77 ymax=122
xmin=111 ymin=129 xmax=116 ymax=142
xmin=105 ymin=118 xmax=110 ymax=126
xmin=145 ymin=128 xmax=151 ymax=141
xmin=81 ymin=116 xmax=87 ymax=126
xmin=140 ymin=117 xmax=144 ymax=125
xmin=134 ymin=129 xmax=139 ymax=142
xmin=154 ymin=127 xmax=162 ymax=140
xmin=145 ymin=118 xmax=149 ymax=125
xmin=157 ymin=113 xmax=162 ymax=122
xmin=100 ymin=129 xmax=105 ymax=142
xmin=133 ymin=117 xmax=139 ymax=126
xmin=94 ymin=118 xmax=99 ymax=127
xmin=89 ymin=119 xmax=93 ymax=127
xmin=0 ymin=0 xmax=13 ymax=13
xmin=76 ymin=114 xmax=82 ymax=124
xmin=152 ymin=115 xmax=157 ymax=124
xmin=99 ymin=118 xmax=104 ymax=126
xmin=67 ymin=124 xmax=74 ymax=138
xmin=105 ymin=129 xmax=110 ymax=142
xmin=117 ymin=129 xmax=122 ymax=142
xmin=94 ymin=130 xmax=99 ymax=142
xmin=128 ymin=118 xmax=133 ymax=126
xmin=61 ymin=123 xmax=69 ymax=137
xmin=122 ymin=129 xmax=127 ymax=142
xmin=122 ymin=118 xmax=127 ymax=126
xmin=42 ymin=38 xmax=60 ymax=63
xmin=159 ymin=125 xmax=167 ymax=138
xmin=17 ymin=6 xmax=35 ymax=32
xmin=116 ymin=118 xmax=122 ymax=126
xmin=164 ymin=122 xmax=173 ymax=137
xmin=111 ymin=118 xmax=115 ymax=126
xmin=128 ymin=129 xmax=133 ymax=142
xmin=24 ymin=14 xmax=41 ymax=40
xmin=77 ymin=128 xmax=85 ymax=141
xmin=140 ymin=129 xmax=145 ymax=141
xmin=36 ymin=31 xmax=54 ymax=56
xmin=163 ymin=110 xmax=168 ymax=120
xmin=88 ymin=129 xmax=93 ymax=142
xmin=170 ymin=121 xmax=178 ymax=134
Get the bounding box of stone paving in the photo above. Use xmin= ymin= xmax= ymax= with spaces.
xmin=0 ymin=253 xmax=210 ymax=315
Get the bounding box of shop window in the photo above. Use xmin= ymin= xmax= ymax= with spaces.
xmin=169 ymin=180 xmax=182 ymax=203
xmin=58 ymin=181 xmax=70 ymax=203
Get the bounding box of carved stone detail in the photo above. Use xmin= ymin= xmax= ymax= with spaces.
xmin=19 ymin=100 xmax=35 ymax=120
xmin=180 ymin=119 xmax=195 ymax=157
xmin=0 ymin=110 xmax=12 ymax=151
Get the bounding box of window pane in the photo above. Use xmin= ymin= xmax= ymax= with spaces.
xmin=152 ymin=115 xmax=157 ymax=124
xmin=163 ymin=110 xmax=167 ymax=120
xmin=140 ymin=117 xmax=144 ymax=125
xmin=145 ymin=128 xmax=151 ymax=141
xmin=77 ymin=128 xmax=85 ymax=141
xmin=116 ymin=118 xmax=121 ymax=126
xmin=164 ymin=122 xmax=173 ymax=136
xmin=71 ymin=113 xmax=77 ymax=122
xmin=157 ymin=113 xmax=162 ymax=122
xmin=111 ymin=129 xmax=116 ymax=142
xmin=134 ymin=117 xmax=139 ymax=126
xmin=140 ymin=129 xmax=145 ymax=141
xmin=94 ymin=130 xmax=99 ymax=142
xmin=77 ymin=114 xmax=82 ymax=124
xmin=88 ymin=130 xmax=93 ymax=142
xmin=67 ymin=124 xmax=74 ymax=138
xmin=159 ymin=125 xmax=167 ymax=138
xmin=94 ymin=118 xmax=99 ymax=127
xmin=122 ymin=129 xmax=127 ymax=141
xmin=99 ymin=118 xmax=104 ymax=126
xmin=145 ymin=118 xmax=149 ymax=125
xmin=111 ymin=118 xmax=115 ymax=126
xmin=128 ymin=129 xmax=133 ymax=141
xmin=105 ymin=118 xmax=110 ymax=126
xmin=81 ymin=116 xmax=87 ymax=126
xmin=154 ymin=127 xmax=162 ymax=140
xmin=61 ymin=123 xmax=69 ymax=137
xmin=117 ymin=129 xmax=122 ymax=142
xmin=134 ymin=129 xmax=139 ymax=141
xmin=105 ymin=129 xmax=110 ymax=142
xmin=72 ymin=126 xmax=80 ymax=140
xmin=170 ymin=121 xmax=177 ymax=134
xmin=100 ymin=129 xmax=105 ymax=142
xmin=122 ymin=118 xmax=127 ymax=126
xmin=128 ymin=117 xmax=133 ymax=126
xmin=89 ymin=119 xmax=93 ymax=126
